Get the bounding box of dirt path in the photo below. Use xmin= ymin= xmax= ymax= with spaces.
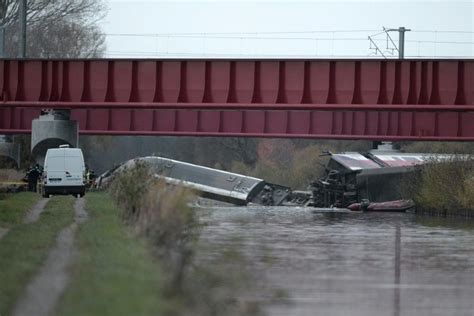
xmin=0 ymin=227 xmax=9 ymax=240
xmin=23 ymin=198 xmax=49 ymax=224
xmin=0 ymin=198 xmax=48 ymax=242
xmin=12 ymin=198 xmax=88 ymax=316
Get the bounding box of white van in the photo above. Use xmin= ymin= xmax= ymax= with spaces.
xmin=42 ymin=145 xmax=86 ymax=198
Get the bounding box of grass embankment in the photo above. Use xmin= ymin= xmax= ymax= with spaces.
xmin=0 ymin=192 xmax=40 ymax=227
xmin=57 ymin=192 xmax=164 ymax=316
xmin=402 ymin=158 xmax=474 ymax=217
xmin=0 ymin=196 xmax=75 ymax=315
xmin=104 ymin=162 xmax=261 ymax=316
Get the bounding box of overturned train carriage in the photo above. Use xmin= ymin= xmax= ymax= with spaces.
xmin=309 ymin=151 xmax=458 ymax=208
xmin=101 ymin=157 xmax=291 ymax=206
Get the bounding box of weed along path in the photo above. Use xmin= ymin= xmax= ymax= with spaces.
xmin=12 ymin=198 xmax=88 ymax=316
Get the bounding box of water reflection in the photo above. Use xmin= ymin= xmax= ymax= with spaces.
xmin=196 ymin=206 xmax=474 ymax=316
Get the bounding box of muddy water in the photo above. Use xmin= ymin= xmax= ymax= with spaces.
xmin=196 ymin=206 xmax=474 ymax=316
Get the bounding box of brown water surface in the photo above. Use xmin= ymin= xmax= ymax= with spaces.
xmin=197 ymin=206 xmax=474 ymax=316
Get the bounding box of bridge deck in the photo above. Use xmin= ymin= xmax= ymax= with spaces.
xmin=1 ymin=59 xmax=473 ymax=140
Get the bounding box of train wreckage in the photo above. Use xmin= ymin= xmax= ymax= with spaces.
xmin=96 ymin=146 xmax=458 ymax=211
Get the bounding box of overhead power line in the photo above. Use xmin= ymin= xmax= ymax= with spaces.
xmin=105 ymin=29 xmax=380 ymax=37
xmin=104 ymin=28 xmax=474 ymax=59
xmin=106 ymin=34 xmax=368 ymax=41
xmin=411 ymin=30 xmax=474 ymax=34
xmin=105 ymin=29 xmax=474 ymax=37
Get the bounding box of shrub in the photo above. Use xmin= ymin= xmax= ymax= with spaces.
xmin=109 ymin=161 xmax=152 ymax=222
xmin=109 ymin=162 xmax=198 ymax=292
xmin=402 ymin=156 xmax=474 ymax=212
xmin=135 ymin=180 xmax=198 ymax=292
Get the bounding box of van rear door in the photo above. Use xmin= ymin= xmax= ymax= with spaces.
xmin=64 ymin=151 xmax=85 ymax=186
xmin=46 ymin=153 xmax=66 ymax=186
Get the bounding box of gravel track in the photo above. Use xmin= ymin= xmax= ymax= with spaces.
xmin=12 ymin=197 xmax=88 ymax=316
xmin=23 ymin=198 xmax=49 ymax=224
xmin=0 ymin=227 xmax=8 ymax=240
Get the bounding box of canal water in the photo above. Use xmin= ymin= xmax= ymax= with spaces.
xmin=196 ymin=206 xmax=474 ymax=316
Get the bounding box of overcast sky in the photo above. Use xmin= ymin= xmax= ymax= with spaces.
xmin=101 ymin=0 xmax=473 ymax=58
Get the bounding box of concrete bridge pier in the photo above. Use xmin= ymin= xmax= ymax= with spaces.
xmin=0 ymin=135 xmax=21 ymax=168
xmin=31 ymin=110 xmax=78 ymax=165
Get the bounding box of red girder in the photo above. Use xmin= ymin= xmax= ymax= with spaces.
xmin=0 ymin=59 xmax=473 ymax=140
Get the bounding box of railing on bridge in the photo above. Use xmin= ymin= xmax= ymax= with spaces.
xmin=0 ymin=59 xmax=473 ymax=140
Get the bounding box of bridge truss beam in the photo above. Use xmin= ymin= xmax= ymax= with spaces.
xmin=0 ymin=59 xmax=473 ymax=140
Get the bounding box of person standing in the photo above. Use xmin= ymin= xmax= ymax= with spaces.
xmin=26 ymin=164 xmax=41 ymax=192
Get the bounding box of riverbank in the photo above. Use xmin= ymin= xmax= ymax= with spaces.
xmin=108 ymin=163 xmax=262 ymax=315
xmin=402 ymin=157 xmax=474 ymax=218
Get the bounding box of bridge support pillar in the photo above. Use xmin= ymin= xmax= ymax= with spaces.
xmin=0 ymin=135 xmax=21 ymax=168
xmin=31 ymin=110 xmax=78 ymax=165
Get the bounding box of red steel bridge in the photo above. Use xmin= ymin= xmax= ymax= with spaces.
xmin=0 ymin=59 xmax=473 ymax=141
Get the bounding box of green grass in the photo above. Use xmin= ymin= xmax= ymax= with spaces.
xmin=0 ymin=196 xmax=75 ymax=315
xmin=56 ymin=192 xmax=165 ymax=316
xmin=0 ymin=192 xmax=41 ymax=227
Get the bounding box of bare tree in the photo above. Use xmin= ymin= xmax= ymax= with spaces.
xmin=0 ymin=0 xmax=106 ymax=57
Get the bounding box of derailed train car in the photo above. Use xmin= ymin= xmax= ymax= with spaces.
xmin=307 ymin=150 xmax=457 ymax=208
xmin=98 ymin=156 xmax=291 ymax=206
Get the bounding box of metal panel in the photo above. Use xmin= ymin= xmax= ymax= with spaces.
xmin=231 ymin=61 xmax=254 ymax=103
xmin=0 ymin=61 xmax=5 ymax=98
xmin=306 ymin=61 xmax=330 ymax=103
xmin=110 ymin=109 xmax=131 ymax=131
xmin=63 ymin=61 xmax=84 ymax=101
xmin=311 ymin=111 xmax=332 ymax=135
xmin=71 ymin=109 xmax=87 ymax=129
xmin=88 ymin=60 xmax=108 ymax=102
xmin=465 ymin=61 xmax=474 ymax=104
xmin=265 ymin=111 xmax=287 ymax=133
xmin=221 ymin=111 xmax=242 ymax=133
xmin=6 ymin=60 xmax=19 ymax=100
xmin=207 ymin=61 xmax=230 ymax=102
xmin=359 ymin=62 xmax=381 ymax=104
xmin=243 ymin=110 xmax=265 ymax=133
xmin=111 ymin=61 xmax=133 ymax=102
xmin=398 ymin=61 xmax=410 ymax=104
xmin=132 ymin=109 xmax=153 ymax=131
xmin=288 ymin=111 xmax=310 ymax=134
xmin=280 ymin=61 xmax=304 ymax=104
xmin=160 ymin=61 xmax=181 ymax=102
xmin=198 ymin=111 xmax=220 ymax=132
xmin=332 ymin=61 xmax=355 ymax=104
xmin=153 ymin=109 xmax=176 ymax=131
xmin=257 ymin=61 xmax=279 ymax=103
xmin=22 ymin=61 xmax=43 ymax=101
xmin=180 ymin=61 xmax=205 ymax=102
xmin=438 ymin=61 xmax=458 ymax=105
xmin=418 ymin=61 xmax=433 ymax=104
xmin=134 ymin=61 xmax=157 ymax=102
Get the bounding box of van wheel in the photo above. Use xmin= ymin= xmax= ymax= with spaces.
xmin=42 ymin=190 xmax=49 ymax=198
